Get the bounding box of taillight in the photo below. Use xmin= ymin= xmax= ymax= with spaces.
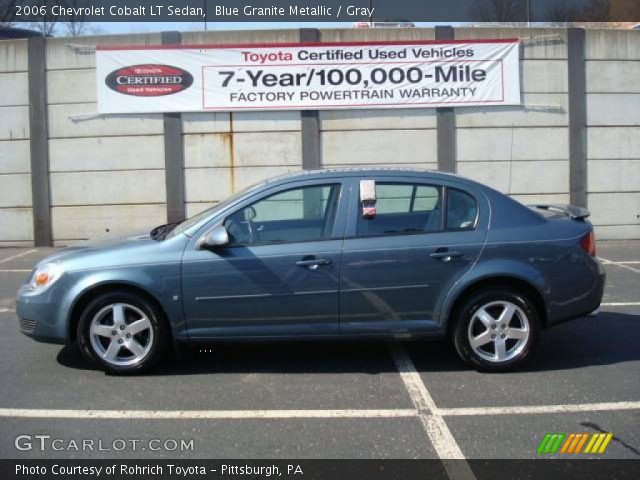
xmin=579 ymin=230 xmax=596 ymax=257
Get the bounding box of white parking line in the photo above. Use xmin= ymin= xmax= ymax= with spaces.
xmin=0 ymin=269 xmax=31 ymax=273
xmin=601 ymin=302 xmax=640 ymax=307
xmin=0 ymin=249 xmax=37 ymax=264
xmin=599 ymin=257 xmax=640 ymax=274
xmin=1 ymin=400 xmax=638 ymax=421
xmin=437 ymin=401 xmax=640 ymax=417
xmin=0 ymin=308 xmax=15 ymax=313
xmin=391 ymin=345 xmax=476 ymax=479
xmin=0 ymin=408 xmax=416 ymax=420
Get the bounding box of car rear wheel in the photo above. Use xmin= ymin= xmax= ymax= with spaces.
xmin=77 ymin=290 xmax=168 ymax=374
xmin=452 ymin=288 xmax=540 ymax=372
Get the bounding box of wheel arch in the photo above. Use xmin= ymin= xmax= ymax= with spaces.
xmin=68 ymin=282 xmax=172 ymax=342
xmin=444 ymin=275 xmax=548 ymax=336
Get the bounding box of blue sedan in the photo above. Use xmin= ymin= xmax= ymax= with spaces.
xmin=16 ymin=169 xmax=605 ymax=373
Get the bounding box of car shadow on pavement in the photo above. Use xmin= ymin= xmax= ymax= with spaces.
xmin=410 ymin=311 xmax=640 ymax=374
xmin=524 ymin=310 xmax=640 ymax=373
xmin=56 ymin=311 xmax=640 ymax=375
xmin=56 ymin=340 xmax=405 ymax=375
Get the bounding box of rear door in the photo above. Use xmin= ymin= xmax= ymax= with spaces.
xmin=340 ymin=175 xmax=489 ymax=334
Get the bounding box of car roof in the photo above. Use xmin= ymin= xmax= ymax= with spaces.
xmin=266 ymin=167 xmax=472 ymax=185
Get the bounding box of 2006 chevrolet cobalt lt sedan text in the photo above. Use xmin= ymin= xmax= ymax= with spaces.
xmin=17 ymin=169 xmax=605 ymax=374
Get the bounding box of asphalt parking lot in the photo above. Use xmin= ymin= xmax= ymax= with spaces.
xmin=0 ymin=242 xmax=638 ymax=463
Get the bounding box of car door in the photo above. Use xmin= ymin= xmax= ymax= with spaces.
xmin=340 ymin=175 xmax=488 ymax=334
xmin=181 ymin=179 xmax=348 ymax=338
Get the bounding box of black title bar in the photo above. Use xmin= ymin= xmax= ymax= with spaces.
xmin=3 ymin=0 xmax=640 ymax=23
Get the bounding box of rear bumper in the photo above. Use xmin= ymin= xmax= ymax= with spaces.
xmin=546 ymin=259 xmax=606 ymax=327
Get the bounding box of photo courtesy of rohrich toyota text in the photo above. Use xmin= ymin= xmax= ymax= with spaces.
xmin=0 ymin=0 xmax=639 ymax=479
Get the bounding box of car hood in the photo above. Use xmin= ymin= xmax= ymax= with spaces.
xmin=35 ymin=229 xmax=172 ymax=270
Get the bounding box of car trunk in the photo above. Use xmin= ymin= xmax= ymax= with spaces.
xmin=528 ymin=204 xmax=596 ymax=256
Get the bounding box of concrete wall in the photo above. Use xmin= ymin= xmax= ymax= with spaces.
xmin=0 ymin=27 xmax=638 ymax=245
xmin=181 ymin=30 xmax=303 ymax=219
xmin=0 ymin=39 xmax=32 ymax=246
xmin=455 ymin=28 xmax=570 ymax=207
xmin=318 ymin=29 xmax=439 ymax=173
xmin=45 ymin=33 xmax=167 ymax=244
xmin=585 ymin=30 xmax=640 ymax=240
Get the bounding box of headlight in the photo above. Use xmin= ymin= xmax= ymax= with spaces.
xmin=29 ymin=263 xmax=64 ymax=292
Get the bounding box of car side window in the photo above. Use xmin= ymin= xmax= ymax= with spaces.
xmin=446 ymin=188 xmax=478 ymax=230
xmin=357 ymin=183 xmax=442 ymax=237
xmin=223 ymin=184 xmax=341 ymax=246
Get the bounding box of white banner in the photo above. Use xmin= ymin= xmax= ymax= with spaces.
xmin=97 ymin=39 xmax=521 ymax=113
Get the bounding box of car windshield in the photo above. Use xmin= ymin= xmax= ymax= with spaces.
xmin=158 ymin=181 xmax=266 ymax=240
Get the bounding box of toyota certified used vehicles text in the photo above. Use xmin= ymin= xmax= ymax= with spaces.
xmin=17 ymin=169 xmax=605 ymax=374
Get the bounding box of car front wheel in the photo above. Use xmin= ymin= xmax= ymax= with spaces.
xmin=452 ymin=288 xmax=540 ymax=372
xmin=77 ymin=290 xmax=168 ymax=374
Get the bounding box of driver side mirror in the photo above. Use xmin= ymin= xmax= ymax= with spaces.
xmin=196 ymin=225 xmax=229 ymax=250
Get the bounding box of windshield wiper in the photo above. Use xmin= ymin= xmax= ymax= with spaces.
xmin=150 ymin=222 xmax=179 ymax=241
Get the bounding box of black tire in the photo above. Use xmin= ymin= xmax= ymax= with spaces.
xmin=76 ymin=290 xmax=168 ymax=374
xmin=451 ymin=287 xmax=540 ymax=372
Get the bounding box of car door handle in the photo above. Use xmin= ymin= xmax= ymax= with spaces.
xmin=430 ymin=250 xmax=464 ymax=261
xmin=296 ymin=258 xmax=331 ymax=270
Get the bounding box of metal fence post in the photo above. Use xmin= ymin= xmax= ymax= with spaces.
xmin=568 ymin=28 xmax=588 ymax=208
xmin=161 ymin=31 xmax=186 ymax=223
xmin=28 ymin=36 xmax=53 ymax=247
xmin=299 ymin=28 xmax=321 ymax=171
xmin=435 ymin=26 xmax=456 ymax=173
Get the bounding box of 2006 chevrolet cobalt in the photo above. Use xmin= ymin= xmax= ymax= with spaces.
xmin=17 ymin=169 xmax=605 ymax=374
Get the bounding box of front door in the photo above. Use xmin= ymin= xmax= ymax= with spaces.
xmin=182 ymin=180 xmax=348 ymax=338
xmin=340 ymin=176 xmax=488 ymax=334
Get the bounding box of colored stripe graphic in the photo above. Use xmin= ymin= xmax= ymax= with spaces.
xmin=584 ymin=434 xmax=599 ymax=453
xmin=537 ymin=433 xmax=566 ymax=454
xmin=574 ymin=433 xmax=589 ymax=453
xmin=568 ymin=433 xmax=582 ymax=453
xmin=560 ymin=433 xmax=575 ymax=453
xmin=539 ymin=432 xmax=613 ymax=454
xmin=537 ymin=433 xmax=553 ymax=454
xmin=597 ymin=433 xmax=613 ymax=453
xmin=560 ymin=433 xmax=588 ymax=453
xmin=585 ymin=433 xmax=614 ymax=454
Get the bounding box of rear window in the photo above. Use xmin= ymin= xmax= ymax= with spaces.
xmin=357 ymin=183 xmax=442 ymax=237
xmin=446 ymin=189 xmax=478 ymax=230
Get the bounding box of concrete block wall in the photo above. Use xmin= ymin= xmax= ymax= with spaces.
xmin=180 ymin=30 xmax=303 ymax=218
xmin=585 ymin=30 xmax=640 ymax=240
xmin=318 ymin=29 xmax=439 ymax=171
xmin=0 ymin=39 xmax=33 ymax=246
xmin=44 ymin=34 xmax=168 ymax=244
xmin=454 ymin=27 xmax=570 ymax=207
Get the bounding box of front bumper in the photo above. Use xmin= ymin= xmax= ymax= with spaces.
xmin=16 ymin=284 xmax=70 ymax=345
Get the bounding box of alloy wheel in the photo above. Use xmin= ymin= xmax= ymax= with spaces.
xmin=89 ymin=303 xmax=154 ymax=367
xmin=467 ymin=300 xmax=530 ymax=363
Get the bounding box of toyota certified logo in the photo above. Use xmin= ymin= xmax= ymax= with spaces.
xmin=105 ymin=64 xmax=193 ymax=96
